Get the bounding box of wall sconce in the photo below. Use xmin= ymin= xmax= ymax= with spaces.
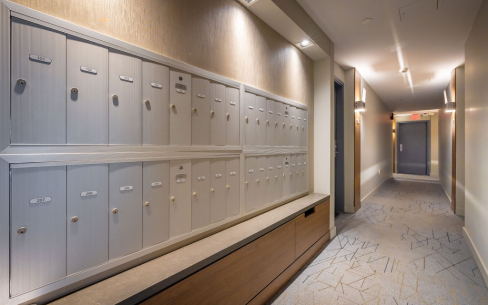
xmin=355 ymin=100 xmax=365 ymax=112
xmin=444 ymin=89 xmax=455 ymax=112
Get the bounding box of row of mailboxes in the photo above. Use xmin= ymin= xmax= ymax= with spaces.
xmin=244 ymin=92 xmax=308 ymax=147
xmin=245 ymin=154 xmax=308 ymax=212
xmin=10 ymin=158 xmax=239 ymax=296
xmin=10 ymin=19 xmax=240 ymax=146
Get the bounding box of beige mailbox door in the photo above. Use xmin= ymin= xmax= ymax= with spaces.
xmin=191 ymin=159 xmax=211 ymax=230
xmin=255 ymin=96 xmax=267 ymax=146
xmin=191 ymin=77 xmax=210 ymax=145
xmin=275 ymin=102 xmax=284 ymax=146
xmin=210 ymin=83 xmax=226 ymax=146
xmin=244 ymin=92 xmax=256 ymax=146
xmin=266 ymin=100 xmax=275 ymax=146
xmin=210 ymin=159 xmax=226 ymax=223
xmin=170 ymin=160 xmax=192 ymax=237
xmin=225 ymin=157 xmax=240 ymax=217
xmin=109 ymin=52 xmax=142 ymax=145
xmin=142 ymin=161 xmax=170 ymax=248
xmin=245 ymin=157 xmax=257 ymax=211
xmin=266 ymin=156 xmax=275 ymax=205
xmin=225 ymin=87 xmax=240 ymax=146
xmin=170 ymin=71 xmax=191 ymax=145
xmin=142 ymin=61 xmax=170 ymax=145
xmin=283 ymin=155 xmax=291 ymax=197
xmin=256 ymin=156 xmax=267 ymax=208
xmin=275 ymin=155 xmax=284 ymax=202
xmin=11 ymin=20 xmax=67 ymax=145
xmin=67 ymin=37 xmax=108 ymax=144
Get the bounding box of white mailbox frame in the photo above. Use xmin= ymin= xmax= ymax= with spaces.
xmin=0 ymin=1 xmax=309 ymax=304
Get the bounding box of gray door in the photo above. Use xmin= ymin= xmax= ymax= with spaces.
xmin=67 ymin=164 xmax=108 ymax=275
xmin=142 ymin=61 xmax=170 ymax=145
xmin=191 ymin=159 xmax=210 ymax=230
xmin=67 ymin=37 xmax=108 ymax=144
xmin=266 ymin=156 xmax=275 ymax=205
xmin=191 ymin=77 xmax=210 ymax=145
xmin=275 ymin=103 xmax=284 ymax=146
xmin=274 ymin=155 xmax=283 ymax=201
xmin=266 ymin=100 xmax=275 ymax=146
xmin=256 ymin=156 xmax=267 ymax=208
xmin=109 ymin=52 xmax=142 ymax=145
xmin=244 ymin=93 xmax=256 ymax=146
xmin=255 ymin=97 xmax=267 ymax=146
xmin=11 ymin=20 xmax=67 ymax=145
xmin=210 ymin=83 xmax=226 ymax=146
xmin=142 ymin=161 xmax=170 ymax=248
xmin=245 ymin=157 xmax=256 ymax=211
xmin=225 ymin=87 xmax=240 ymax=146
xmin=109 ymin=162 xmax=142 ymax=260
xmin=225 ymin=158 xmax=240 ymax=217
xmin=11 ymin=166 xmax=67 ymax=296
xmin=169 ymin=160 xmax=191 ymax=237
xmin=398 ymin=121 xmax=429 ymax=175
xmin=283 ymin=155 xmax=290 ymax=197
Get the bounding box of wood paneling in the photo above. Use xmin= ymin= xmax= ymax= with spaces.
xmin=142 ymin=220 xmax=296 ymax=305
xmin=10 ymin=0 xmax=313 ymax=107
xmin=295 ymin=200 xmax=329 ymax=258
xmin=354 ymin=69 xmax=361 ymax=212
xmin=248 ymin=231 xmax=330 ymax=305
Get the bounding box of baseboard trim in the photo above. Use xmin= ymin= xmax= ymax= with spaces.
xmin=463 ymin=227 xmax=488 ymax=286
xmin=329 ymin=226 xmax=337 ymax=239
xmin=361 ymin=177 xmax=389 ymax=202
xmin=440 ymin=181 xmax=452 ymax=202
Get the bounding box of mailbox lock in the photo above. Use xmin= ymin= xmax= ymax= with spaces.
xmin=17 ymin=78 xmax=26 ymax=86
xmin=290 ymin=124 xmax=292 ymax=128
xmin=71 ymin=88 xmax=78 ymax=94
xmin=170 ymin=104 xmax=176 ymax=109
xmin=266 ymin=120 xmax=269 ymax=125
xmin=211 ymin=188 xmax=215 ymax=193
xmin=275 ymin=122 xmax=278 ymax=126
xmin=144 ymin=202 xmax=150 ymax=207
xmin=112 ymin=208 xmax=119 ymax=214
xmin=112 ymin=94 xmax=118 ymax=100
xmin=17 ymin=227 xmax=27 ymax=235
xmin=193 ymin=107 xmax=197 ymax=112
xmin=226 ymin=113 xmax=230 ymax=119
xmin=256 ymin=118 xmax=260 ymax=124
xmin=302 ymin=126 xmax=305 ymax=130
xmin=245 ymin=181 xmax=248 ymax=185
xmin=283 ymin=123 xmax=285 ymax=127
xmin=71 ymin=216 xmax=79 ymax=223
xmin=275 ymin=175 xmax=278 ymax=179
xmin=192 ymin=192 xmax=197 ymax=197
xmin=226 ymin=185 xmax=230 ymax=189
xmin=256 ymin=179 xmax=259 ymax=183
xmin=245 ymin=116 xmax=249 ymax=123
xmin=211 ymin=111 xmax=215 ymax=115
xmin=266 ymin=177 xmax=269 ymax=181
xmin=144 ymin=100 xmax=150 ymax=106
xmin=283 ymin=174 xmax=285 ymax=177
xmin=171 ymin=196 xmax=175 ymax=202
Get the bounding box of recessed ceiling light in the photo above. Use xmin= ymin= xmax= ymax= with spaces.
xmin=296 ymin=39 xmax=314 ymax=49
xmin=238 ymin=0 xmax=258 ymax=6
xmin=399 ymin=67 xmax=409 ymax=73
xmin=362 ymin=18 xmax=373 ymax=25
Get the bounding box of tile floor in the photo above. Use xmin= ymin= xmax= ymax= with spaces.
xmin=269 ymin=178 xmax=488 ymax=305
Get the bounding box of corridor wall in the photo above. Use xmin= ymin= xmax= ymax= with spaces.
xmin=465 ymin=0 xmax=488 ymax=286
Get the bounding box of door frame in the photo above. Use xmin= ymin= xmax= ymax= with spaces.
xmin=396 ymin=120 xmax=431 ymax=176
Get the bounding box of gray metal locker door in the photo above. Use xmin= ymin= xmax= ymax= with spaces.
xmin=256 ymin=156 xmax=267 ymax=208
xmin=296 ymin=109 xmax=302 ymax=147
xmin=191 ymin=159 xmax=210 ymax=230
xmin=191 ymin=77 xmax=210 ymax=145
xmin=266 ymin=100 xmax=275 ymax=146
xmin=210 ymin=159 xmax=226 ymax=223
xmin=296 ymin=155 xmax=303 ymax=193
xmin=67 ymin=37 xmax=108 ymax=144
xmin=143 ymin=161 xmax=170 ymax=248
xmin=142 ymin=61 xmax=170 ymax=145
xmin=170 ymin=71 xmax=191 ymax=145
xmin=275 ymin=103 xmax=284 ymax=146
xmin=266 ymin=156 xmax=275 ymax=205
xmin=283 ymin=155 xmax=291 ymax=197
xmin=210 ymin=83 xmax=226 ymax=146
xmin=301 ymin=109 xmax=308 ymax=147
xmin=225 ymin=158 xmax=240 ymax=217
xmin=11 ymin=20 xmax=67 ymax=145
xmin=244 ymin=93 xmax=256 ymax=146
xmin=274 ymin=155 xmax=283 ymax=202
xmin=109 ymin=52 xmax=142 ymax=145
xmin=290 ymin=106 xmax=298 ymax=146
xmin=11 ymin=166 xmax=66 ymax=296
xmin=67 ymin=164 xmax=108 ymax=275
xmin=283 ymin=105 xmax=291 ymax=146
xmin=225 ymin=87 xmax=240 ymax=146
xmin=245 ymin=157 xmax=256 ymax=211
xmin=255 ymin=96 xmax=267 ymax=146
xmin=290 ymin=155 xmax=297 ymax=195
xmin=303 ymin=155 xmax=309 ymax=192
xmin=170 ymin=160 xmax=192 ymax=237
xmin=109 ymin=162 xmax=142 ymax=260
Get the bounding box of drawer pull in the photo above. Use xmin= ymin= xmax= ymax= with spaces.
xmin=304 ymin=207 xmax=315 ymax=218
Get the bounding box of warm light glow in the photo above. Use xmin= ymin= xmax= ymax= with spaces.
xmin=362 ymin=88 xmax=367 ymax=102
xmin=300 ymin=40 xmax=310 ymax=47
xmin=444 ymin=90 xmax=448 ymax=104
xmin=355 ymin=109 xmax=365 ymax=112
xmin=446 ymin=110 xmax=456 ymax=113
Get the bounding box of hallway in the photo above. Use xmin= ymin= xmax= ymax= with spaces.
xmin=270 ymin=179 xmax=488 ymax=305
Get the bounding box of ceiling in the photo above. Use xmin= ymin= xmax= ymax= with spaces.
xmin=297 ymin=0 xmax=482 ymax=111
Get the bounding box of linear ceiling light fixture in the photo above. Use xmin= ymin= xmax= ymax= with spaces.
xmin=238 ymin=0 xmax=259 ymax=7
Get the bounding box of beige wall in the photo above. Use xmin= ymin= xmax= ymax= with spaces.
xmin=465 ymin=0 xmax=488 ymax=285
xmin=343 ymin=69 xmax=355 ymax=212
xmin=11 ymin=0 xmax=313 ymax=106
xmin=455 ymin=66 xmax=465 ymax=216
xmin=438 ymin=86 xmax=453 ymax=202
xmin=360 ymin=78 xmax=393 ymax=200
xmin=395 ymin=113 xmax=439 ymax=177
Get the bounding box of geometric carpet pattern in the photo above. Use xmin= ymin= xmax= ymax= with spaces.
xmin=269 ymin=179 xmax=488 ymax=305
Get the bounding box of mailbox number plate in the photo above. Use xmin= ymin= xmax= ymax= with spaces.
xmin=30 ymin=197 xmax=52 ymax=204
xmin=176 ymin=174 xmax=187 ymax=183
xmin=81 ymin=191 xmax=98 ymax=197
xmin=120 ymin=75 xmax=133 ymax=82
xmin=80 ymin=66 xmax=97 ymax=74
xmin=29 ymin=54 xmax=52 ymax=64
xmin=151 ymin=82 xmax=162 ymax=89
xmin=151 ymin=182 xmax=162 ymax=187
xmin=120 ymin=186 xmax=133 ymax=191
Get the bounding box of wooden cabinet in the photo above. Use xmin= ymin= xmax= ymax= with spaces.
xmin=295 ymin=202 xmax=329 ymax=258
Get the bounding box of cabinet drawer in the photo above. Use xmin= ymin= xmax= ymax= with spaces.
xmin=295 ymin=200 xmax=329 ymax=258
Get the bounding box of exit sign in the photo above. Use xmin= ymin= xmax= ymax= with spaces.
xmin=411 ymin=114 xmax=420 ymax=120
